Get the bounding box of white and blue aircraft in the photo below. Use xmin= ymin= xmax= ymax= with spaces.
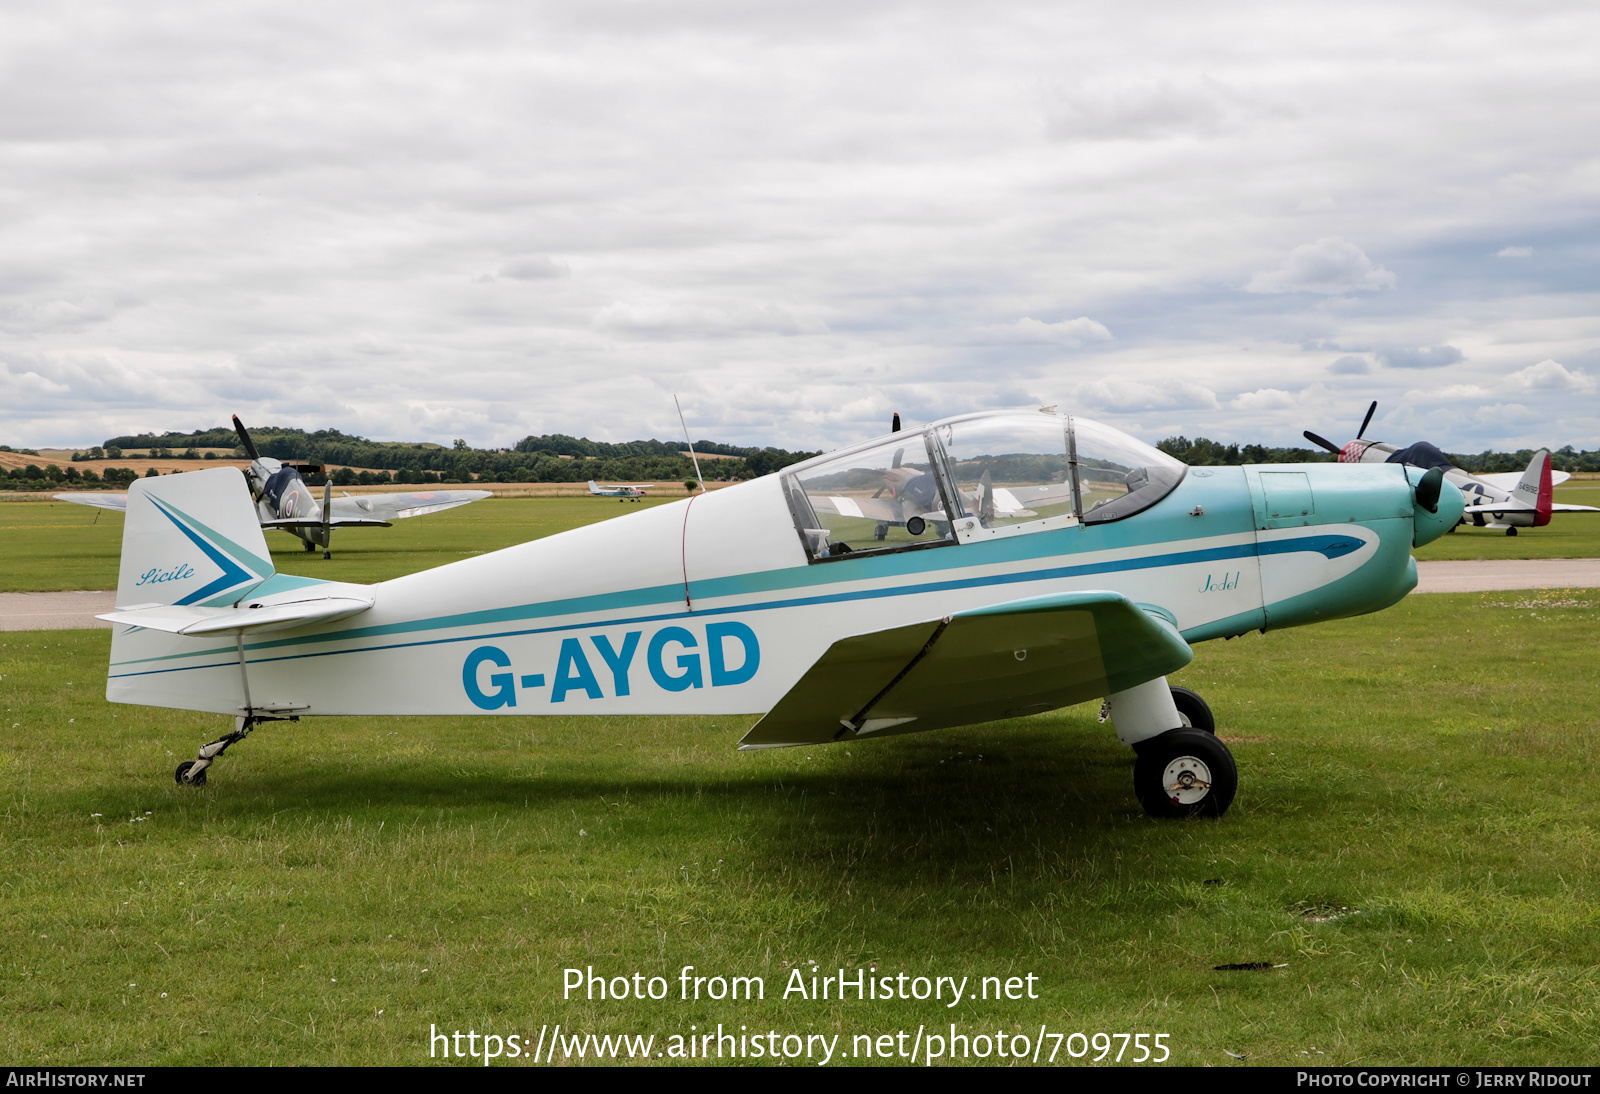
xmin=98 ymin=407 xmax=1464 ymax=818
xmin=588 ymin=480 xmax=654 ymax=500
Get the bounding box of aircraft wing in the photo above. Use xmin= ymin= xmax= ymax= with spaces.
xmin=328 ymin=489 xmax=492 ymax=521
xmin=991 ymin=481 xmax=1074 ymax=518
xmin=53 ymin=492 xmax=129 ymax=512
xmin=260 ymin=518 xmax=394 ymax=529
xmin=808 ymin=494 xmax=911 ymax=523
xmin=739 ymin=590 xmax=1193 ymax=749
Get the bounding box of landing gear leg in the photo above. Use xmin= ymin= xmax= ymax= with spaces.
xmin=176 ymin=716 xmax=259 ymax=786
xmin=1104 ymin=676 xmax=1236 ymax=818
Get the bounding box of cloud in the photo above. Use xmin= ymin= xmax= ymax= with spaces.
xmin=494 ymin=256 xmax=571 ymax=281
xmin=1246 ymin=238 xmax=1397 ymax=295
xmin=1495 ymin=246 xmax=1533 ymax=258
xmin=1376 ymin=345 xmax=1465 ymax=369
xmin=1233 ymin=388 xmax=1299 ymax=410
xmin=1075 ymin=379 xmax=1219 ymax=413
xmin=1330 ymin=354 xmax=1371 ymax=375
xmin=1045 ymin=76 xmax=1279 ymax=141
xmin=592 ymin=300 xmax=827 ymax=338
xmin=1505 ymin=359 xmax=1594 ymax=393
xmin=1003 ymin=316 xmax=1113 ymax=346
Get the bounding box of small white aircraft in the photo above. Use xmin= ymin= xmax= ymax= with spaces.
xmin=588 ymin=480 xmax=654 ymax=501
xmin=56 ymin=416 xmax=492 ymax=557
xmin=98 ymin=407 xmax=1464 ymax=818
xmin=1305 ymin=402 xmax=1598 ymax=535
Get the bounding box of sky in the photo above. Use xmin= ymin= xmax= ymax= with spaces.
xmin=2 ymin=0 xmax=1598 ymax=454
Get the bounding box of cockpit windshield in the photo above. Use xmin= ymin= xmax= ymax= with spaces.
xmin=1071 ymin=416 xmax=1186 ymax=524
xmin=781 ymin=409 xmax=1187 ymax=562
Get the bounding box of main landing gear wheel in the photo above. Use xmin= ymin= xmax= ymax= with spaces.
xmin=1506 ymin=527 xmax=1518 ymax=537
xmin=175 ymin=760 xmax=207 ymax=787
xmin=1169 ymin=686 xmax=1215 ymax=733
xmin=1133 ymin=729 xmax=1236 ymax=819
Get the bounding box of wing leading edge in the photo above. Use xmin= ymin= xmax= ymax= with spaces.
xmin=739 ymin=590 xmax=1193 ymax=749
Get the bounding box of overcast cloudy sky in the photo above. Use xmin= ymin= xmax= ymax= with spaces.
xmin=3 ymin=0 xmax=1598 ymax=453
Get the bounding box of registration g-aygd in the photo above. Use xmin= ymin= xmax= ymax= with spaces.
xmin=564 ymin=965 xmax=1042 ymax=1005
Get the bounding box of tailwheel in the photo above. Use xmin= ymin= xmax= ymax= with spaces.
xmin=323 ymin=550 xmax=331 ymax=559
xmin=1133 ymin=728 xmax=1236 ymax=818
xmin=1506 ymin=527 xmax=1518 ymax=537
xmin=175 ymin=760 xmax=206 ymax=787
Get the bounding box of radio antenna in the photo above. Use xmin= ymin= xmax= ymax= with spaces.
xmin=674 ymin=394 xmax=705 ymax=493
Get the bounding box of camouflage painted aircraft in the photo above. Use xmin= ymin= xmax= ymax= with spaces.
xmin=56 ymin=416 xmax=491 ymax=557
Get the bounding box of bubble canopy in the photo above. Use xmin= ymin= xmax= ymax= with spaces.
xmin=781 ymin=408 xmax=1187 ymax=562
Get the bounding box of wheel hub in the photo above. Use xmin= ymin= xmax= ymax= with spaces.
xmin=1162 ymin=755 xmax=1213 ymax=805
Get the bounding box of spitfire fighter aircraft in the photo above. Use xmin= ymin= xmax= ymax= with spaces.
xmin=588 ymin=480 xmax=654 ymax=500
xmin=99 ymin=407 xmax=1463 ymax=818
xmin=56 ymin=416 xmax=492 ymax=557
xmin=1306 ymin=402 xmax=1598 ymax=535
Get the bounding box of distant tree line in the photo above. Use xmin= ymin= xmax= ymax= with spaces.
xmin=89 ymin=426 xmax=821 ymax=485
xmin=1155 ymin=436 xmax=1600 ymax=473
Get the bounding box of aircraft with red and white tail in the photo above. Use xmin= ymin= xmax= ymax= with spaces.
xmin=1304 ymin=402 xmax=1598 ymax=535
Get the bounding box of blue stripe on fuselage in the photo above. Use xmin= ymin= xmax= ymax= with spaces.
xmin=107 ymin=532 xmax=1363 ymax=679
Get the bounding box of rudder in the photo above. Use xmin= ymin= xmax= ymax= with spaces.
xmin=116 ymin=468 xmax=275 ymax=608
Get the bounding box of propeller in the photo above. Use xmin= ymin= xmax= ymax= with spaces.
xmin=1303 ymin=400 xmax=1381 ymax=455
xmin=231 ymin=415 xmax=260 ymax=460
xmin=1357 ymin=400 xmax=1377 ymax=440
xmin=321 ymin=479 xmax=333 ymax=559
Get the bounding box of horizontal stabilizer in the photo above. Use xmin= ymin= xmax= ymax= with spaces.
xmin=99 ymin=593 xmax=374 ymax=635
xmin=54 ymin=492 xmax=129 ymax=511
xmin=739 ymin=590 xmax=1193 ymax=749
xmin=1463 ymin=503 xmax=1600 ymax=515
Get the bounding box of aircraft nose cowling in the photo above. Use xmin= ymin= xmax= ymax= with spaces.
xmin=1409 ymin=468 xmax=1464 ymax=547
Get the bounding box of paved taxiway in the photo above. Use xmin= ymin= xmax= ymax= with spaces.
xmin=2 ymin=558 xmax=1599 ymax=631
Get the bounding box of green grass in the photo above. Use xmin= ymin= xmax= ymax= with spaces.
xmin=2 ymin=591 xmax=1597 ymax=1065
xmin=0 ymin=496 xmax=675 ymax=592
xmin=1414 ymin=483 xmax=1600 ymax=560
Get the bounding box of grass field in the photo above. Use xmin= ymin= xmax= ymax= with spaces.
xmin=0 ymin=496 xmax=677 ymax=592
xmin=2 ymin=591 xmax=1596 ymax=1066
xmin=2 ymin=484 xmax=1598 ymax=594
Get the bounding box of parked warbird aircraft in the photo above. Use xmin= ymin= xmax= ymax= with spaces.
xmin=1305 ymin=402 xmax=1597 ymax=535
xmin=588 ymin=480 xmax=654 ymax=500
xmin=56 ymin=416 xmax=492 ymax=557
xmin=100 ymin=407 xmax=1463 ymax=817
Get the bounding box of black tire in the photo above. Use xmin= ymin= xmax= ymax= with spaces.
xmin=1506 ymin=527 xmax=1518 ymax=537
xmin=1169 ymin=686 xmax=1215 ymax=733
xmin=175 ymin=761 xmax=206 ymax=787
xmin=1133 ymin=729 xmax=1236 ymax=818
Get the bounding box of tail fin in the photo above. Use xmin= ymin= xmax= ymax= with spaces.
xmin=1511 ymin=449 xmax=1554 ymax=527
xmin=588 ymin=480 xmax=599 ymax=493
xmin=117 ymin=468 xmax=274 ymax=608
